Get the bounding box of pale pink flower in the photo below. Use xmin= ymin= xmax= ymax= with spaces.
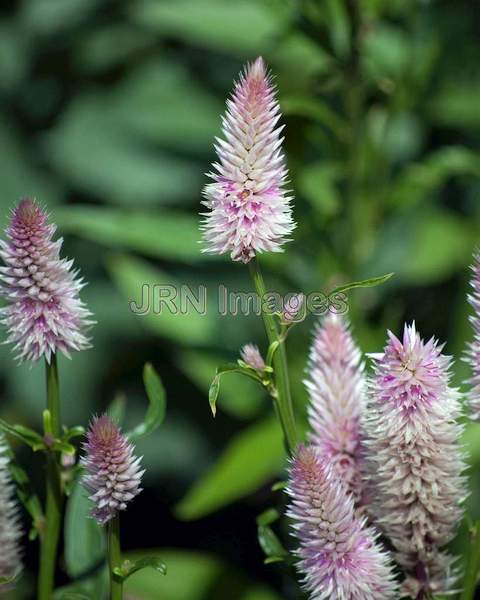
xmin=364 ymin=323 xmax=466 ymax=596
xmin=465 ymin=251 xmax=480 ymax=420
xmin=82 ymin=415 xmax=144 ymax=525
xmin=281 ymin=293 xmax=305 ymax=324
xmin=201 ymin=57 xmax=295 ymax=263
xmin=305 ymin=314 xmax=366 ymax=507
xmin=287 ymin=445 xmax=397 ymax=600
xmin=0 ymin=437 xmax=23 ymax=590
xmin=0 ymin=198 xmax=93 ymax=363
xmin=240 ymin=343 xmax=265 ymax=371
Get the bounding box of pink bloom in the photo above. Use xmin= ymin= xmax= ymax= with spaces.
xmin=465 ymin=251 xmax=480 ymax=420
xmin=287 ymin=445 xmax=397 ymax=600
xmin=0 ymin=198 xmax=93 ymax=363
xmin=82 ymin=415 xmax=144 ymax=525
xmin=0 ymin=437 xmax=23 ymax=590
xmin=201 ymin=57 xmax=295 ymax=263
xmin=240 ymin=343 xmax=265 ymax=371
xmin=281 ymin=293 xmax=305 ymax=324
xmin=305 ymin=314 xmax=366 ymax=507
xmin=365 ymin=323 xmax=466 ymax=596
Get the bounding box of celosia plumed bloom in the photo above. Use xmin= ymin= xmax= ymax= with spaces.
xmin=0 ymin=437 xmax=23 ymax=590
xmin=305 ymin=314 xmax=366 ymax=506
xmin=0 ymin=198 xmax=93 ymax=363
xmin=82 ymin=415 xmax=144 ymax=525
xmin=240 ymin=343 xmax=265 ymax=371
xmin=287 ymin=445 xmax=397 ymax=600
xmin=365 ymin=323 xmax=466 ymax=597
xmin=201 ymin=56 xmax=295 ymax=263
xmin=465 ymin=252 xmax=480 ymax=420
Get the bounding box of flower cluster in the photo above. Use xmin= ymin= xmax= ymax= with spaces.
xmin=364 ymin=323 xmax=466 ymax=596
xmin=465 ymin=252 xmax=480 ymax=420
xmin=82 ymin=415 xmax=144 ymax=525
xmin=201 ymin=57 xmax=295 ymax=263
xmin=287 ymin=445 xmax=397 ymax=600
xmin=0 ymin=437 xmax=23 ymax=589
xmin=305 ymin=314 xmax=366 ymax=507
xmin=0 ymin=198 xmax=93 ymax=363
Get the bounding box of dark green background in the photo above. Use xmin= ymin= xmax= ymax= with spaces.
xmin=0 ymin=0 xmax=479 ymax=598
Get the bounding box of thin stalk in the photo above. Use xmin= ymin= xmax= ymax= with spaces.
xmin=460 ymin=521 xmax=480 ymax=600
xmin=108 ymin=515 xmax=123 ymax=600
xmin=249 ymin=258 xmax=297 ymax=453
xmin=38 ymin=354 xmax=62 ymax=600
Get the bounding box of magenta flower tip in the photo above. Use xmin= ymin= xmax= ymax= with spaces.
xmin=305 ymin=314 xmax=366 ymax=507
xmin=82 ymin=415 xmax=144 ymax=525
xmin=287 ymin=445 xmax=397 ymax=600
xmin=0 ymin=437 xmax=23 ymax=589
xmin=365 ymin=322 xmax=466 ymax=595
xmin=201 ymin=57 xmax=295 ymax=263
xmin=240 ymin=343 xmax=265 ymax=371
xmin=0 ymin=198 xmax=94 ymax=363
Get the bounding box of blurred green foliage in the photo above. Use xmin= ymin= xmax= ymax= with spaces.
xmin=0 ymin=0 xmax=479 ymax=597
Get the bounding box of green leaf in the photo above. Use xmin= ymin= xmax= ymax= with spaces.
xmin=0 ymin=419 xmax=45 ymax=450
xmin=175 ymin=418 xmax=284 ymax=520
xmin=54 ymin=591 xmax=92 ymax=600
xmin=124 ymin=549 xmax=223 ymax=600
xmin=56 ymin=206 xmax=211 ymax=264
xmin=329 ymin=273 xmax=394 ymax=295
xmin=281 ymin=96 xmax=349 ymax=142
xmin=131 ymin=0 xmax=292 ymax=55
xmin=113 ymin=556 xmax=167 ymax=581
xmin=257 ymin=524 xmax=289 ymax=563
xmin=128 ymin=363 xmax=167 ymax=441
xmin=63 ymin=426 xmax=85 ymax=441
xmin=64 ymin=479 xmax=106 ymax=579
xmin=208 ymin=363 xmax=263 ymax=417
xmin=106 ymin=253 xmax=216 ymax=345
xmin=256 ymin=508 xmax=281 ymax=527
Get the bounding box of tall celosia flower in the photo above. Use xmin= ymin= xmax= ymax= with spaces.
xmin=365 ymin=323 xmax=466 ymax=597
xmin=201 ymin=56 xmax=295 ymax=263
xmin=287 ymin=445 xmax=397 ymax=600
xmin=82 ymin=415 xmax=144 ymax=525
xmin=465 ymin=251 xmax=480 ymax=420
xmin=305 ymin=314 xmax=366 ymax=506
xmin=0 ymin=198 xmax=93 ymax=363
xmin=0 ymin=437 xmax=23 ymax=589
xmin=240 ymin=343 xmax=265 ymax=371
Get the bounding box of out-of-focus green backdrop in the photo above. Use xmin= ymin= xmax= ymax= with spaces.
xmin=0 ymin=0 xmax=479 ymax=598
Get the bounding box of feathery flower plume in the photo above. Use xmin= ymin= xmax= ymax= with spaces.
xmin=305 ymin=314 xmax=366 ymax=506
xmin=287 ymin=445 xmax=397 ymax=600
xmin=465 ymin=251 xmax=480 ymax=420
xmin=240 ymin=343 xmax=265 ymax=371
xmin=0 ymin=437 xmax=23 ymax=589
xmin=82 ymin=415 xmax=144 ymax=525
xmin=201 ymin=56 xmax=295 ymax=263
xmin=0 ymin=198 xmax=93 ymax=363
xmin=365 ymin=323 xmax=466 ymax=596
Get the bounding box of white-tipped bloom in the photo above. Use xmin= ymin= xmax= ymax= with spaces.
xmin=0 ymin=437 xmax=23 ymax=590
xmin=305 ymin=314 xmax=366 ymax=506
xmin=287 ymin=445 xmax=397 ymax=600
xmin=465 ymin=251 xmax=480 ymax=420
xmin=201 ymin=57 xmax=295 ymax=263
xmin=365 ymin=323 xmax=466 ymax=596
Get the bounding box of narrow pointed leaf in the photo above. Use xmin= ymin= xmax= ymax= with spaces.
xmin=113 ymin=556 xmax=167 ymax=581
xmin=128 ymin=363 xmax=166 ymax=441
xmin=329 ymin=272 xmax=394 ymax=295
xmin=208 ymin=363 xmax=263 ymax=417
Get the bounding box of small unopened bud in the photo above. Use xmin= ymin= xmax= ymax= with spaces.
xmin=240 ymin=343 xmax=265 ymax=371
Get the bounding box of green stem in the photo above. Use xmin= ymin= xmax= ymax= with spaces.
xmin=249 ymin=258 xmax=297 ymax=454
xmin=38 ymin=354 xmax=62 ymax=600
xmin=460 ymin=521 xmax=480 ymax=600
xmin=108 ymin=515 xmax=123 ymax=600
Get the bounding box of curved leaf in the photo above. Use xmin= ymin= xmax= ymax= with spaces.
xmin=128 ymin=363 xmax=166 ymax=441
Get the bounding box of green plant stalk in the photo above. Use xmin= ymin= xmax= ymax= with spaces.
xmin=460 ymin=521 xmax=480 ymax=600
xmin=38 ymin=354 xmax=62 ymax=600
xmin=249 ymin=258 xmax=297 ymax=454
xmin=108 ymin=515 xmax=123 ymax=600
